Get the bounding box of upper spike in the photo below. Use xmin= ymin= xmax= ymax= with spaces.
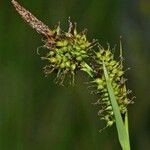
xmin=11 ymin=0 xmax=53 ymax=37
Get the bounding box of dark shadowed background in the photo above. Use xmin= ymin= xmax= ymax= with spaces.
xmin=0 ymin=0 xmax=150 ymax=150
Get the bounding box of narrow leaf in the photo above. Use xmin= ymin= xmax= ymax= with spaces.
xmin=103 ymin=61 xmax=130 ymax=150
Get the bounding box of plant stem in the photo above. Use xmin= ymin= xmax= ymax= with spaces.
xmin=125 ymin=112 xmax=130 ymax=146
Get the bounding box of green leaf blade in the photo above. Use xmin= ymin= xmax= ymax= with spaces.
xmin=103 ymin=61 xmax=130 ymax=150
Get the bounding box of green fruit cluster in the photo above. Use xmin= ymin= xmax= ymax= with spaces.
xmin=92 ymin=47 xmax=130 ymax=127
xmin=42 ymin=22 xmax=94 ymax=84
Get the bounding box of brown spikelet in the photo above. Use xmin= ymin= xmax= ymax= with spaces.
xmin=11 ymin=0 xmax=53 ymax=37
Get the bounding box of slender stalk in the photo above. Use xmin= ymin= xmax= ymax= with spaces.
xmin=125 ymin=112 xmax=130 ymax=145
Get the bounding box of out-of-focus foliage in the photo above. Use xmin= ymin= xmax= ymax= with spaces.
xmin=0 ymin=0 xmax=149 ymax=150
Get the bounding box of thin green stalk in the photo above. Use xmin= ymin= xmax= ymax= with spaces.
xmin=125 ymin=112 xmax=130 ymax=144
xmin=103 ymin=61 xmax=130 ymax=150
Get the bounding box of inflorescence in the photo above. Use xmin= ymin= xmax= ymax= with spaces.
xmin=11 ymin=0 xmax=133 ymax=129
xmin=40 ymin=21 xmax=96 ymax=85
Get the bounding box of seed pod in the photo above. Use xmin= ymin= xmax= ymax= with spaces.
xmin=41 ymin=22 xmax=96 ymax=84
xmin=71 ymin=64 xmax=76 ymax=71
xmin=91 ymin=46 xmax=132 ymax=128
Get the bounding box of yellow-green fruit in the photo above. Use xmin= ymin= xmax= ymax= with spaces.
xmin=65 ymin=61 xmax=71 ymax=68
xmin=60 ymin=63 xmax=65 ymax=69
xmin=76 ymin=56 xmax=83 ymax=61
xmin=71 ymin=64 xmax=76 ymax=71
xmin=49 ymin=57 xmax=57 ymax=63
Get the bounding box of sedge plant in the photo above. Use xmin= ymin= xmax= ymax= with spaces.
xmin=11 ymin=0 xmax=134 ymax=149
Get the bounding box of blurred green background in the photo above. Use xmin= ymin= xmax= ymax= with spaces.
xmin=0 ymin=0 xmax=150 ymax=150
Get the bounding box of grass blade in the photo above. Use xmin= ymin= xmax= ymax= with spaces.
xmin=103 ymin=61 xmax=130 ymax=150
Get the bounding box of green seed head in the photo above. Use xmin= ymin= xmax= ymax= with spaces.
xmin=41 ymin=21 xmax=96 ymax=84
xmin=91 ymin=46 xmax=132 ymax=127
